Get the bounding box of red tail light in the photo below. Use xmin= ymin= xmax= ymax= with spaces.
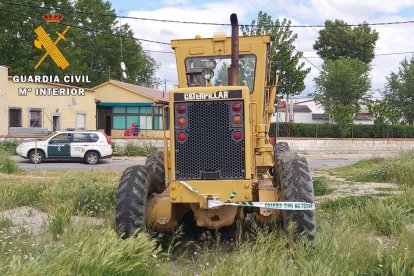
xmin=232 ymin=131 xmax=242 ymax=141
xmin=177 ymin=105 xmax=186 ymax=114
xmin=103 ymin=132 xmax=112 ymax=145
xmin=177 ymin=132 xmax=187 ymax=142
xmin=232 ymin=103 xmax=241 ymax=112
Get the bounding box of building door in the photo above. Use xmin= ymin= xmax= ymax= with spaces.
xmin=52 ymin=116 xmax=60 ymax=131
xmin=105 ymin=115 xmax=112 ymax=136
xmin=76 ymin=113 xmax=86 ymax=129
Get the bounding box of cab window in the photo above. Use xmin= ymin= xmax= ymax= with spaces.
xmin=50 ymin=133 xmax=71 ymax=143
xmin=184 ymin=54 xmax=256 ymax=92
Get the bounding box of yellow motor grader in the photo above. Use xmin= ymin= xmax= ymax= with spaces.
xmin=115 ymin=14 xmax=316 ymax=239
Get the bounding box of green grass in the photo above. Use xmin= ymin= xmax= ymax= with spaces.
xmin=364 ymin=201 xmax=412 ymax=236
xmin=331 ymin=151 xmax=414 ymax=186
xmin=0 ymin=139 xmax=20 ymax=155
xmin=4 ymin=226 xmax=166 ymax=275
xmin=1 ymin=153 xmax=414 ymax=275
xmin=0 ymin=170 xmax=121 ymax=217
xmin=0 ymin=150 xmax=21 ymax=174
xmin=48 ymin=204 xmax=72 ymax=241
xmin=319 ymin=195 xmax=376 ymax=212
xmin=313 ymin=177 xmax=334 ymax=196
xmin=0 ymin=216 xmax=13 ymax=229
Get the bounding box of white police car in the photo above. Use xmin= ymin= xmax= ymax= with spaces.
xmin=16 ymin=130 xmax=113 ymax=165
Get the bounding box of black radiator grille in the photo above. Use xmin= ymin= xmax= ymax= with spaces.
xmin=175 ymin=101 xmax=245 ymax=180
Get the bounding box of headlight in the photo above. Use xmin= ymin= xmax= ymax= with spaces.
xmin=202 ymin=68 xmax=214 ymax=81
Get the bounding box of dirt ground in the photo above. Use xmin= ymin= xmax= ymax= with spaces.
xmin=0 ymin=206 xmax=104 ymax=240
xmin=312 ymin=173 xmax=400 ymax=203
xmin=301 ymin=151 xmax=401 ymax=160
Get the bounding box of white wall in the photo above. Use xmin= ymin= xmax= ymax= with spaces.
xmin=278 ymin=138 xmax=414 ymax=154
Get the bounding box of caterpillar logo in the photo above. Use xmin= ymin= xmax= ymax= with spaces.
xmin=184 ymin=91 xmax=229 ymax=100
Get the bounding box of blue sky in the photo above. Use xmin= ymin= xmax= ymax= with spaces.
xmin=107 ymin=0 xmax=414 ymax=96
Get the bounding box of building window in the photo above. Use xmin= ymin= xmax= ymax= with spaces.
xmin=112 ymin=106 xmax=164 ymax=130
xmin=76 ymin=113 xmax=86 ymax=129
xmin=73 ymin=133 xmax=89 ymax=142
xmin=9 ymin=108 xmax=22 ymax=127
xmin=29 ymin=109 xmax=42 ymax=127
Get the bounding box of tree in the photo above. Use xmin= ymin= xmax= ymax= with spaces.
xmin=0 ymin=0 xmax=159 ymax=88
xmin=314 ymin=58 xmax=371 ymax=137
xmin=383 ymin=56 xmax=414 ymax=125
xmin=241 ymin=11 xmax=310 ymax=97
xmin=214 ymin=62 xmax=228 ymax=86
xmin=369 ymin=100 xmax=401 ymax=125
xmin=313 ymin=20 xmax=379 ymax=64
xmin=313 ymin=19 xmax=378 ymax=135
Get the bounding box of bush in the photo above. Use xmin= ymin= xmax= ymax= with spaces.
xmin=0 ymin=153 xmax=21 ymax=174
xmin=0 ymin=139 xmax=20 ymax=155
xmin=112 ymin=142 xmax=158 ymax=156
xmin=270 ymin=122 xmax=414 ymax=138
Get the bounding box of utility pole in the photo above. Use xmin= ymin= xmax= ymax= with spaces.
xmin=285 ymin=93 xmax=289 ymax=123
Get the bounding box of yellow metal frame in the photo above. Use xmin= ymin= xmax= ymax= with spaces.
xmin=164 ymin=35 xmax=276 ymax=209
xmin=171 ymin=35 xmax=270 ymax=126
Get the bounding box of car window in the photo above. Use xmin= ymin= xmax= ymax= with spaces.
xmin=73 ymin=133 xmax=89 ymax=142
xmin=89 ymin=133 xmax=99 ymax=142
xmin=50 ymin=133 xmax=71 ymax=143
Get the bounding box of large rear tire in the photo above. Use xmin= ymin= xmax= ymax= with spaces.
xmin=275 ymin=152 xmax=316 ymax=239
xmin=273 ymin=142 xmax=290 ymax=186
xmin=275 ymin=142 xmax=290 ymax=156
xmin=145 ymin=151 xmax=166 ymax=194
xmin=115 ymin=165 xmax=150 ymax=239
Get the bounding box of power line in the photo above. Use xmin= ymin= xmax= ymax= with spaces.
xmin=303 ymin=51 xmax=414 ymax=59
xmin=301 ymin=55 xmax=323 ymax=72
xmin=144 ymin=50 xmax=174 ymax=54
xmin=3 ymin=1 xmax=414 ymax=28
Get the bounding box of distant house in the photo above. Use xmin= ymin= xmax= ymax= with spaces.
xmin=272 ymin=98 xmax=374 ymax=125
xmin=93 ymin=80 xmax=169 ymax=138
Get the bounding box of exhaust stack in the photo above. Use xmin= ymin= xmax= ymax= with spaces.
xmin=228 ymin=13 xmax=240 ymax=86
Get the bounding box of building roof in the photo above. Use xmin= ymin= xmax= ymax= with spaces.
xmin=278 ymin=104 xmax=312 ymax=113
xmin=93 ymin=79 xmax=168 ymax=103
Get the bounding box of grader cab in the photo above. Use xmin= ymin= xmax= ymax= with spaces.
xmin=115 ymin=14 xmax=316 ymax=239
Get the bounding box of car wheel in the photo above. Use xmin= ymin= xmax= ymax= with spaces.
xmin=85 ymin=151 xmax=100 ymax=165
xmin=29 ymin=150 xmax=44 ymax=164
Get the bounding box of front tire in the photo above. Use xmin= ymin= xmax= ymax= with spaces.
xmin=115 ymin=165 xmax=150 ymax=239
xmin=85 ymin=151 xmax=100 ymax=165
xmin=29 ymin=150 xmax=44 ymax=164
xmin=275 ymin=152 xmax=316 ymax=239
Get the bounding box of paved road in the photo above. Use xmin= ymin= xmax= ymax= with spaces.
xmin=14 ymin=155 xmax=362 ymax=171
xmin=306 ymin=158 xmax=360 ymax=169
